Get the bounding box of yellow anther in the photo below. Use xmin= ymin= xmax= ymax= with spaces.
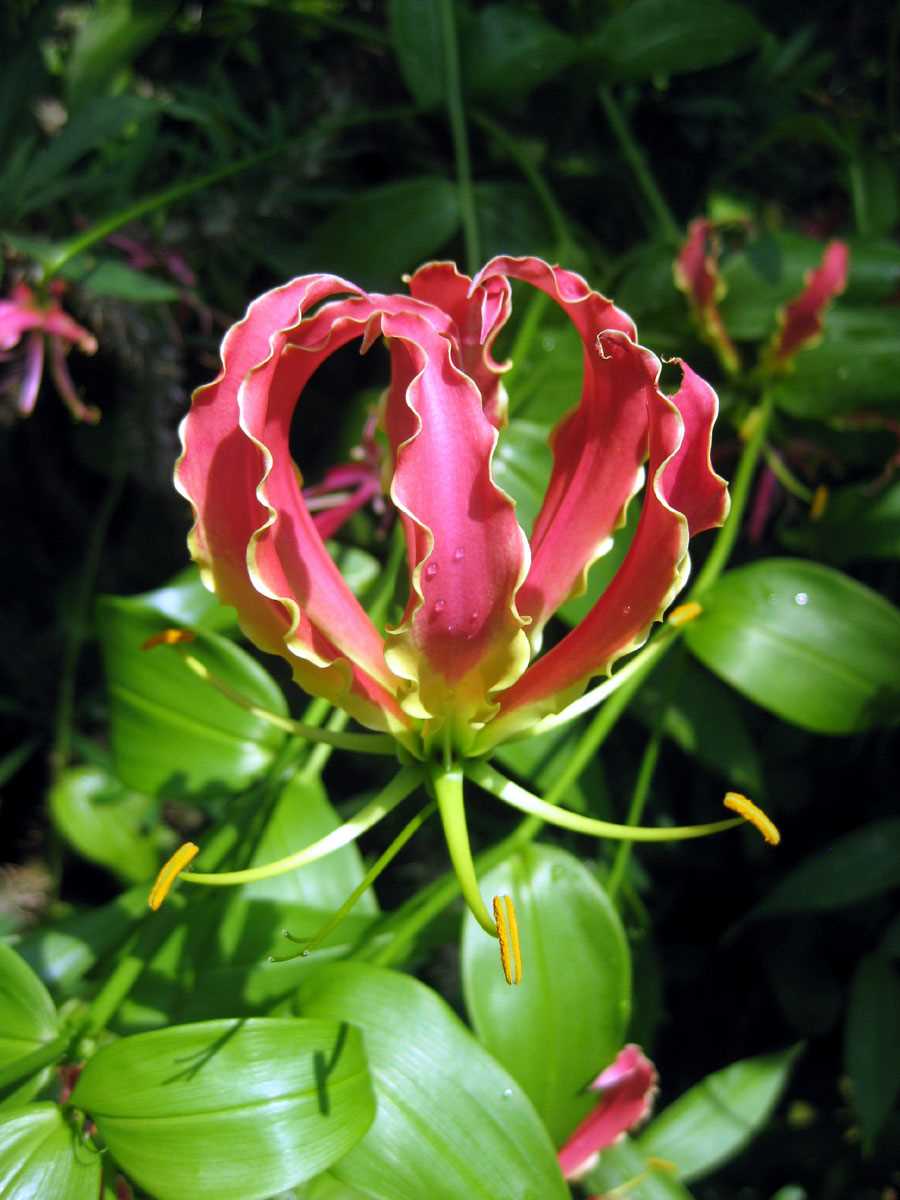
xmin=148 ymin=842 xmax=199 ymax=910
xmin=723 ymin=792 xmax=781 ymax=845
xmin=492 ymin=894 xmax=523 ymax=986
xmin=810 ymin=484 xmax=829 ymax=521
xmin=668 ymin=601 xmax=703 ymax=628
xmin=141 ymin=628 xmax=196 ymax=651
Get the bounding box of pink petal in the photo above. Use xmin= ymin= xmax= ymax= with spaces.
xmin=558 ymin=1045 xmax=658 ymax=1180
xmin=495 ymin=343 xmax=728 ymax=729
xmin=472 ymin=256 xmax=645 ymax=638
xmin=406 ymin=261 xmax=512 ymax=427
xmin=674 ymin=219 xmax=739 ymax=374
xmin=378 ymin=305 xmax=530 ymax=731
xmin=307 ymin=472 xmax=381 ymax=540
xmin=17 ymin=332 xmax=44 ymax=415
xmin=767 ymin=240 xmax=849 ymax=367
xmin=175 ymin=276 xmax=405 ymax=732
xmin=47 ymin=335 xmax=100 ymax=423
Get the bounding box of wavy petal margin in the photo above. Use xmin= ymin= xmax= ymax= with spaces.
xmin=763 ymin=240 xmax=850 ymax=370
xmin=558 ymin=1045 xmax=658 ymax=1181
xmin=378 ymin=306 xmax=531 ymax=739
xmin=472 ymin=256 xmax=645 ymax=639
xmin=674 ymin=218 xmax=739 ymax=375
xmin=175 ymin=276 xmax=407 ymax=734
xmin=486 ymin=340 xmax=728 ymax=740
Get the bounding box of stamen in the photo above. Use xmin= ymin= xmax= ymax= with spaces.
xmin=723 ymin=792 xmax=781 ymax=845
xmin=493 ymin=894 xmax=523 ymax=985
xmin=148 ymin=842 xmax=199 ymax=910
xmin=810 ymin=484 xmax=829 ymax=521
xmin=141 ymin=628 xmax=196 ymax=651
xmin=668 ymin=601 xmax=703 ymax=628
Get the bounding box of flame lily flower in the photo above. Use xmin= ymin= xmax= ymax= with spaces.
xmin=558 ymin=1044 xmax=658 ymax=1181
xmin=761 ymin=239 xmax=849 ymax=372
xmin=674 ymin=218 xmax=740 ymax=376
xmin=165 ymin=256 xmax=778 ymax=965
xmin=0 ymin=280 xmax=98 ymax=422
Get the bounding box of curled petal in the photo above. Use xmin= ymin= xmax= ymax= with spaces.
xmin=406 ymin=261 xmax=512 ymax=427
xmin=18 ymin=332 xmax=44 ymax=415
xmin=305 ymin=463 xmax=382 ymax=541
xmin=175 ymin=276 xmax=406 ymax=733
xmin=765 ymin=240 xmax=849 ymax=369
xmin=0 ymin=282 xmax=97 ymax=353
xmin=493 ymin=342 xmax=728 ymax=734
xmin=674 ymin=218 xmax=739 ymax=374
xmin=379 ymin=306 xmax=530 ymax=735
xmin=472 ymin=256 xmax=645 ymax=639
xmin=558 ymin=1045 xmax=658 ymax=1180
xmin=47 ymin=335 xmax=100 ymax=423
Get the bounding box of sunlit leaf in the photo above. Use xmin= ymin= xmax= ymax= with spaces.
xmin=0 ymin=945 xmax=60 ymax=1109
xmin=49 ymin=765 xmax=157 ymax=883
xmin=0 ymin=1104 xmax=100 ymax=1200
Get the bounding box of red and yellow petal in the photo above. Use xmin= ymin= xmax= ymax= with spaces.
xmin=674 ymin=218 xmax=739 ymax=374
xmin=764 ymin=240 xmax=849 ymax=369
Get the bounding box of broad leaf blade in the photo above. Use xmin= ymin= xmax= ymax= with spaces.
xmin=0 ymin=945 xmax=59 ymax=1108
xmin=49 ymin=765 xmax=157 ymax=883
xmin=846 ymin=954 xmax=900 ymax=1147
xmin=0 ymin=1104 xmax=100 ymax=1200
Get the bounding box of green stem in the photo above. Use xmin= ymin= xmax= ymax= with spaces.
xmin=440 ymin=0 xmax=480 ymax=272
xmin=0 ymin=1033 xmax=70 ymax=1092
xmin=182 ymin=766 xmax=423 ymax=887
xmin=691 ymin=391 xmax=774 ymax=597
xmin=762 ymin=443 xmax=813 ymax=503
xmin=599 ymin=86 xmax=680 ymax=244
xmin=431 ymin=763 xmax=496 ymax=934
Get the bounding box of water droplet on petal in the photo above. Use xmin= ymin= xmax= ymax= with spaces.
xmin=425 ymin=561 xmax=439 ymax=580
xmin=469 ymin=610 xmax=479 ymax=624
xmin=453 ymin=547 xmax=465 ymax=562
xmin=623 ymin=603 xmax=632 ymax=615
xmin=434 ymin=598 xmax=446 ymax=614
xmin=794 ymin=591 xmax=809 ymax=606
xmin=501 ymin=1087 xmax=513 ymax=1099
xmin=446 ymin=624 xmax=456 ymax=635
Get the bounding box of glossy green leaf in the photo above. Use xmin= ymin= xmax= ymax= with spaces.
xmin=461 ymin=844 xmax=630 ymax=1144
xmin=780 ymin=480 xmax=900 ymax=565
xmin=592 ymin=0 xmax=763 ymax=80
xmin=72 ymin=1018 xmax=375 ymax=1200
xmin=636 ymin=1046 xmax=800 ymax=1180
xmin=49 ymin=765 xmax=157 ymax=883
xmin=583 ymin=1137 xmax=697 ymax=1198
xmin=845 ymin=954 xmax=900 ymax=1146
xmin=389 ymin=0 xmax=446 ymax=109
xmin=303 ymin=178 xmax=460 ymax=291
xmin=97 ymin=593 xmax=288 ymax=796
xmin=751 ymin=819 xmax=900 ymax=918
xmin=492 ymin=418 xmax=553 ymax=538
xmin=684 ymin=559 xmax=900 ymax=733
xmin=66 ymin=0 xmax=179 ymax=110
xmin=295 ymin=963 xmax=569 ymax=1200
xmin=0 ymin=1104 xmax=101 ymax=1200
xmin=137 ymin=565 xmax=239 ymax=634
xmin=462 ymin=5 xmax=576 ymax=98
xmin=0 ymin=944 xmax=60 ymax=1108
xmin=78 ymin=259 xmax=180 ymax=302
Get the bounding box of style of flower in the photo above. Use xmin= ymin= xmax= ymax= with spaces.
xmin=557 ymin=1044 xmax=658 ymax=1182
xmin=0 ymin=280 xmax=98 ymax=422
xmin=303 ymin=411 xmax=386 ymax=540
xmin=160 ymin=256 xmax=777 ymax=969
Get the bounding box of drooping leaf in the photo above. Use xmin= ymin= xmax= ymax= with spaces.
xmin=77 ymin=259 xmax=180 ymax=302
xmin=636 ymin=1046 xmax=801 ymax=1180
xmin=0 ymin=944 xmax=60 ymax=1109
xmin=845 ymin=954 xmax=900 ymax=1147
xmin=685 ymin=559 xmax=900 ymax=733
xmin=583 ymin=1136 xmax=697 ymax=1198
xmin=49 ymin=765 xmax=158 ymax=883
xmin=461 ymin=844 xmax=631 ymax=1144
xmin=462 ymin=5 xmax=576 ymax=99
xmin=295 ymin=963 xmax=569 ymax=1200
xmin=71 ymin=1018 xmax=375 ymax=1200
xmin=65 ymin=0 xmax=179 ymax=110
xmin=389 ymin=0 xmax=446 ymax=109
xmin=96 ymin=593 xmax=288 ymax=797
xmin=0 ymin=1104 xmax=101 ymax=1200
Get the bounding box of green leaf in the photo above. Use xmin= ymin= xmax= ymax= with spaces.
xmin=462 ymin=5 xmax=576 ymax=99
xmin=71 ymin=1018 xmax=375 ymax=1200
xmin=844 ymin=237 xmax=900 ymax=304
xmin=389 ymin=0 xmax=446 ymax=109
xmin=137 ymin=566 xmax=240 ymax=635
xmin=461 ymin=844 xmax=630 ymax=1144
xmin=0 ymin=945 xmax=60 ymax=1109
xmin=49 ymin=765 xmax=157 ymax=883
xmin=845 ymin=954 xmax=900 ymax=1146
xmin=718 ymin=233 xmax=825 ymax=341
xmin=583 ymin=1137 xmax=697 ymax=1198
xmin=77 ymin=259 xmax=180 ymax=302
xmin=592 ymin=0 xmax=763 ymax=81
xmin=636 ymin=1046 xmax=800 ymax=1181
xmin=0 ymin=1104 xmax=101 ymax=1200
xmin=750 ymin=819 xmax=900 ymax=918
xmin=684 ymin=559 xmax=900 ymax=734
xmin=96 ymin=593 xmax=288 ymax=797
xmin=475 ymin=182 xmax=554 ymax=261
xmin=303 ymin=178 xmax=460 ymax=291
xmin=780 ymin=480 xmax=900 ymax=565
xmin=66 ymin=0 xmax=179 ymax=110
xmin=557 ymin=498 xmax=640 ymax=627
xmin=295 ymin=963 xmax=569 ymax=1200
xmin=493 ymin=418 xmax=553 ymax=537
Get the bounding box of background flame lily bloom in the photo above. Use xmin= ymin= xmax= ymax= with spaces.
xmin=176 ymin=256 xmax=729 ymax=760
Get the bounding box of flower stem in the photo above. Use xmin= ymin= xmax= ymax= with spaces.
xmin=81 ymin=907 xmax=180 ymax=1036
xmin=440 ymin=0 xmax=480 ymax=273
xmin=0 ymin=1034 xmax=70 ymax=1092
xmin=598 ymin=86 xmax=680 ymax=244
xmin=431 ymin=763 xmax=497 ymax=935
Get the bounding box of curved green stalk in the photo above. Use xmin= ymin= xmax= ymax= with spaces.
xmin=181 ymin=766 xmax=423 ymax=887
xmin=466 ymin=760 xmax=741 ymax=842
xmin=431 ymin=764 xmax=497 ymax=935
